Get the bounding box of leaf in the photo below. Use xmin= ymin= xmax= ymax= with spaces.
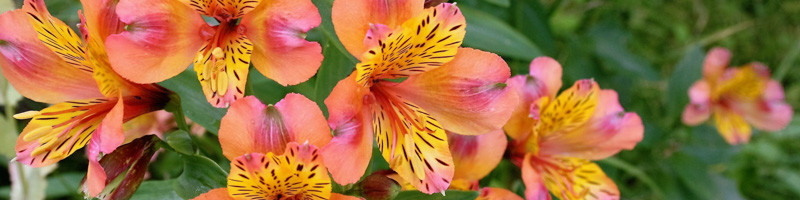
xmin=460 ymin=7 xmax=543 ymax=60
xmin=483 ymin=0 xmax=510 ymax=7
xmin=512 ymin=0 xmax=556 ymax=55
xmin=0 ymin=117 xmax=16 ymax=160
xmin=159 ymin=70 xmax=227 ymax=134
xmin=666 ymin=45 xmax=704 ymax=120
xmin=173 ymin=154 xmax=228 ymax=199
xmin=394 ymin=190 xmax=480 ymax=200
xmin=44 ymin=173 xmax=84 ymax=198
xmin=313 ymin=40 xmax=357 ymax=116
xmin=667 ymin=152 xmax=718 ymax=199
xmin=131 ymin=180 xmax=182 ymax=200
xmin=588 ymin=22 xmax=659 ymax=80
xmin=165 ymin=130 xmax=195 ymax=155
xmin=9 ymin=160 xmax=57 ymax=200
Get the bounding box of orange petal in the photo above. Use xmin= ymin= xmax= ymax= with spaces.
xmin=703 ymin=47 xmax=731 ymax=79
xmin=354 ymin=3 xmax=466 ymax=86
xmin=713 ymin=109 xmax=752 ymax=145
xmin=322 ymin=74 xmax=374 ymax=185
xmin=240 ymin=0 xmax=322 ymax=86
xmin=227 ymin=142 xmax=332 ymax=200
xmin=192 ymin=188 xmax=233 ymax=200
xmin=449 ymin=130 xmax=507 ymax=190
xmin=539 ymin=90 xmax=644 ymax=160
xmin=79 ymin=0 xmax=125 ymax=44
xmin=217 ymin=0 xmax=261 ymax=18
xmin=535 ymin=79 xmax=600 ymax=138
xmin=390 ymin=48 xmax=516 ymax=136
xmin=539 ymin=157 xmax=620 ymax=200
xmin=22 ymin=0 xmax=93 ymax=72
xmin=528 ymin=57 xmax=563 ymax=99
xmin=219 ymin=95 xmax=330 ymax=161
xmin=682 ymin=80 xmax=711 ymax=125
xmin=0 ymin=9 xmax=103 ymax=104
xmin=504 ymin=75 xmax=534 ymax=141
xmin=476 ymin=187 xmax=524 ymax=200
xmin=521 ymin=154 xmax=551 ymax=200
xmin=178 ymin=0 xmax=219 ymax=17
xmin=331 ymin=193 xmax=364 ymax=200
xmin=372 ymin=91 xmax=454 ymax=194
xmin=106 ymin=0 xmax=208 ymax=83
xmin=332 ymin=0 xmax=423 ymax=58
xmin=194 ymin=29 xmax=251 ymax=108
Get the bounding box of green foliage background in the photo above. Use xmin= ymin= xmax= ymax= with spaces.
xmin=1 ymin=0 xmax=799 ymax=199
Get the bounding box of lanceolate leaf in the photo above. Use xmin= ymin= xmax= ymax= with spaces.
xmin=131 ymin=180 xmax=182 ymax=200
xmin=460 ymin=7 xmax=543 ymax=60
xmin=394 ymin=190 xmax=480 ymax=200
xmin=666 ymin=45 xmax=704 ymax=121
xmin=159 ymin=70 xmax=227 ymax=134
xmin=173 ymin=154 xmax=228 ymax=199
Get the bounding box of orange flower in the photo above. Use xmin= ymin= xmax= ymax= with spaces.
xmin=321 ymin=0 xmax=517 ymax=194
xmin=0 ymin=0 xmax=170 ymax=197
xmin=103 ymin=0 xmax=324 ymax=107
xmin=682 ymin=47 xmax=792 ymax=144
xmin=193 ymin=94 xmax=355 ymax=199
xmin=505 ymin=57 xmax=643 ymax=200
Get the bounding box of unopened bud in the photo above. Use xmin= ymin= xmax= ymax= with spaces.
xmin=359 ymin=172 xmax=401 ymax=200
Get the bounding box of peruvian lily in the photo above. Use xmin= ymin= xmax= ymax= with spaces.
xmin=447 ymin=131 xmax=507 ymax=191
xmin=193 ymin=94 xmax=358 ymax=199
xmin=322 ymin=0 xmax=517 ymax=194
xmin=0 ymin=0 xmax=170 ymax=197
xmin=476 ymin=188 xmax=524 ymax=200
xmin=682 ymin=47 xmax=792 ymax=144
xmin=101 ymin=0 xmax=324 ymax=108
xmin=504 ymin=57 xmax=643 ymax=200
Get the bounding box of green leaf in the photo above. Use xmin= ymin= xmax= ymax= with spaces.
xmin=166 ymin=130 xmax=196 ymax=155
xmin=667 ymin=152 xmax=718 ymax=199
xmin=131 ymin=180 xmax=182 ymax=200
xmin=173 ymin=154 xmax=228 ymax=199
xmin=460 ymin=7 xmax=542 ymax=60
xmin=394 ymin=190 xmax=479 ymax=200
xmin=313 ymin=40 xmax=357 ymax=115
xmin=588 ymin=22 xmax=659 ymax=80
xmin=159 ymin=70 xmax=227 ymax=134
xmin=666 ymin=45 xmax=704 ymax=120
xmin=0 ymin=117 xmax=16 ymax=160
xmin=512 ymin=0 xmax=556 ymax=55
xmin=483 ymin=0 xmax=510 ymax=7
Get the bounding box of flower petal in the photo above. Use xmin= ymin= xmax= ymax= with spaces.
xmin=192 ymin=188 xmax=233 ymax=200
xmin=372 ymin=92 xmax=454 ymax=194
xmin=504 ymin=75 xmax=535 ymax=141
xmin=528 ymin=57 xmax=563 ymax=99
xmin=218 ymin=0 xmax=261 ymax=18
xmin=521 ymin=154 xmax=551 ymax=200
xmin=79 ymin=0 xmax=125 ymax=44
xmin=538 ymin=157 xmax=620 ymax=200
xmin=526 ymin=79 xmax=599 ymax=153
xmin=476 ymin=187 xmax=524 ymax=200
xmin=331 ymin=193 xmax=364 ymax=200
xmin=703 ymin=47 xmax=731 ymax=79
xmin=539 ymin=90 xmax=644 ymax=160
xmin=682 ymin=80 xmax=712 ymax=125
xmin=389 ymin=48 xmax=516 ymax=135
xmin=227 ymin=142 xmax=332 ymax=200
xmin=240 ymin=0 xmax=322 ymax=86
xmin=449 ymin=130 xmax=507 ymax=190
xmin=0 ymin=9 xmax=102 ymax=104
xmin=194 ymin=30 xmax=251 ymax=108
xmin=322 ymin=74 xmax=374 ymax=185
xmin=22 ymin=0 xmax=92 ymax=72
xmin=106 ymin=0 xmax=208 ymax=83
xmin=713 ymin=108 xmax=752 ymax=145
xmin=219 ymin=95 xmax=330 ymax=161
xmin=83 ymin=135 xmax=159 ymax=199
xmin=354 ymin=3 xmax=466 ymax=86
xmin=331 ymin=0 xmax=423 ymax=58
xmin=739 ymin=80 xmax=793 ymax=131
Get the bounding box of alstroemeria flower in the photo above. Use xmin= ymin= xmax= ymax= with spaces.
xmin=193 ymin=94 xmax=344 ymax=199
xmin=102 ymin=0 xmax=323 ymax=108
xmin=504 ymin=57 xmax=643 ymax=200
xmin=0 ymin=0 xmax=169 ymax=197
xmin=322 ymin=0 xmax=517 ymax=194
xmin=682 ymin=47 xmax=792 ymax=145
xmin=476 ymin=187 xmax=524 ymax=200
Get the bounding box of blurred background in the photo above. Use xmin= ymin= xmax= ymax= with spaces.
xmin=0 ymin=0 xmax=799 ymax=199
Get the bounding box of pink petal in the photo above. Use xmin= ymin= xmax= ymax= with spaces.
xmin=331 ymin=0 xmax=423 ymax=58
xmin=739 ymin=81 xmax=793 ymax=132
xmin=449 ymin=130 xmax=507 ymax=186
xmin=528 ymin=57 xmax=563 ymax=99
xmin=703 ymin=47 xmax=731 ymax=78
xmin=521 ymin=154 xmax=552 ymax=200
xmin=682 ymin=80 xmax=712 ymax=125
xmin=322 ymin=74 xmax=374 ymax=185
xmin=477 ymin=187 xmax=524 ymax=200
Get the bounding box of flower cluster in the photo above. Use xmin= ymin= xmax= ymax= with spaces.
xmin=0 ymin=0 xmax=791 ymax=199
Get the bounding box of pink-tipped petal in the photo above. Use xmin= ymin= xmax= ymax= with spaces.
xmin=449 ymin=130 xmax=507 ymax=189
xmin=390 ymin=48 xmax=517 ymax=135
xmin=85 ymin=139 xmax=107 ymax=197
xmin=476 ymin=187 xmax=524 ymax=200
xmin=95 ymin=96 xmax=126 ymax=154
xmin=331 ymin=0 xmax=423 ymax=58
xmin=218 ymin=96 xmax=289 ymax=160
xmin=274 ymin=93 xmax=332 ymax=149
xmin=106 ymin=0 xmax=208 ymax=83
xmin=79 ymin=0 xmax=125 ymax=44
xmin=683 ymin=80 xmax=712 ymax=125
xmin=322 ymin=74 xmax=374 ymax=184
xmin=503 ymin=75 xmax=536 ymax=141
xmin=713 ymin=110 xmax=752 ymax=145
xmin=240 ymin=0 xmax=323 ymax=86
xmin=0 ymin=10 xmax=103 ymax=104
xmin=528 ymin=57 xmax=563 ymax=98
xmin=538 ymin=90 xmax=643 ymax=160
xmin=703 ymin=47 xmax=731 ymax=79
xmin=521 ymin=154 xmax=552 ymax=200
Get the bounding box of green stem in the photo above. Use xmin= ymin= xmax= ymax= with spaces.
xmin=165 ymin=93 xmax=190 ymax=132
xmin=774 ymin=39 xmax=800 ymax=82
xmin=600 ymin=157 xmax=666 ymax=200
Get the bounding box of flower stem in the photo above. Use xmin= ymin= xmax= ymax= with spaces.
xmin=165 ymin=93 xmax=190 ymax=132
